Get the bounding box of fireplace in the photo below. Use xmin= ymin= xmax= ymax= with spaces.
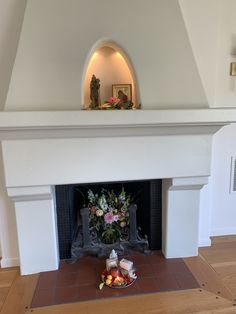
xmin=0 ymin=109 xmax=228 ymax=275
xmin=2 ymin=0 xmax=236 ymax=276
xmin=55 ymin=179 xmax=162 ymax=260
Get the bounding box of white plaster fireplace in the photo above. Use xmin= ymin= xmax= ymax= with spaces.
xmin=0 ymin=109 xmax=235 ymax=275
xmin=2 ymin=0 xmax=236 ymax=277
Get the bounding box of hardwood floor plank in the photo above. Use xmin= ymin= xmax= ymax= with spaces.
xmin=0 ymin=270 xmax=39 ymax=314
xmin=211 ymin=261 xmax=236 ymax=269
xmin=0 ymin=270 xmax=18 ymax=288
xmin=184 ymin=256 xmax=235 ymax=301
xmin=211 ymin=236 xmax=236 ymax=244
xmin=25 ymin=290 xmax=236 ymax=314
xmin=197 ymin=307 xmax=236 ymax=314
xmin=199 ymin=236 xmax=236 ymax=299
xmin=0 ymin=288 xmax=9 ymax=312
xmin=212 ymin=265 xmax=236 ymax=296
xmin=200 ymin=248 xmax=236 ymax=265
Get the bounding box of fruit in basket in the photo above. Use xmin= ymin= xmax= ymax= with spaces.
xmin=107 ymin=274 xmax=112 ymax=280
xmin=99 ymin=282 xmax=104 ymax=290
xmin=110 ymin=267 xmax=120 ymax=277
xmin=105 ymin=278 xmax=112 ymax=285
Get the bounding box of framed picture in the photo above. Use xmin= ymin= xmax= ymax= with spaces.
xmin=112 ymin=84 xmax=132 ymax=101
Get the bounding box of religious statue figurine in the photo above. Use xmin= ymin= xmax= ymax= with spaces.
xmin=90 ymin=74 xmax=101 ymax=109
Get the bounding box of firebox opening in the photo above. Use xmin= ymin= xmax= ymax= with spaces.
xmin=55 ymin=179 xmax=162 ymax=260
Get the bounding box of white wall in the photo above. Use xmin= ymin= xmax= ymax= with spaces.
xmin=210 ymin=124 xmax=236 ymax=235
xmin=0 ymin=0 xmax=26 ymax=267
xmin=180 ymin=0 xmax=236 ymax=244
xmin=215 ymin=0 xmax=236 ymax=108
xmin=179 ymin=0 xmax=219 ymax=245
xmin=179 ymin=0 xmax=219 ymax=107
xmin=0 ymin=147 xmax=19 ymax=267
xmin=198 ymin=182 xmax=212 ymax=246
xmin=209 ymin=1 xmax=236 ymax=236
xmin=5 ymin=0 xmax=207 ymax=110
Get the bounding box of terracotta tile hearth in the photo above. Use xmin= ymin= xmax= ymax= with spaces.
xmin=31 ymin=251 xmax=199 ymax=308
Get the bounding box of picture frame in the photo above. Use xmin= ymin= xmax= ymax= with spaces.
xmin=112 ymin=84 xmax=132 ymax=101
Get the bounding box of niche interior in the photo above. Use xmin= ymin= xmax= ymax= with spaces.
xmin=83 ymin=42 xmax=139 ymax=109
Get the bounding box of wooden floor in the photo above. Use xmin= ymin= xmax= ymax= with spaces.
xmin=1 ymin=236 xmax=236 ymax=314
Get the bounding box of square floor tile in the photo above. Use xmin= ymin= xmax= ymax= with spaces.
xmin=57 ymin=271 xmax=78 ymax=287
xmin=54 ymin=286 xmax=79 ymax=304
xmin=37 ymin=271 xmax=58 ymax=290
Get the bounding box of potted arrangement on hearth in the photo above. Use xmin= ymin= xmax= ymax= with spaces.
xmin=69 ymin=186 xmax=150 ymax=262
xmin=87 ymin=188 xmax=131 ymax=245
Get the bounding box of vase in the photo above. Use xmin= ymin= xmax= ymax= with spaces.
xmin=101 ymin=227 xmax=120 ymax=245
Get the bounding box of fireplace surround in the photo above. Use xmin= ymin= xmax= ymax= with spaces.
xmin=0 ymin=109 xmax=235 ymax=275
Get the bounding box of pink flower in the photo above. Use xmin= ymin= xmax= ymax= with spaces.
xmin=108 ymin=97 xmax=120 ymax=104
xmin=113 ymin=215 xmax=119 ymax=222
xmin=104 ymin=212 xmax=115 ymax=224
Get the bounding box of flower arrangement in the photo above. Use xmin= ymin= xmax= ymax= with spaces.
xmin=99 ymin=96 xmax=133 ymax=110
xmin=87 ymin=188 xmax=131 ymax=244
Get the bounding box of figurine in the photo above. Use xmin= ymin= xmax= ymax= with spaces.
xmin=109 ymin=249 xmax=118 ymax=260
xmin=90 ymin=74 xmax=101 ymax=109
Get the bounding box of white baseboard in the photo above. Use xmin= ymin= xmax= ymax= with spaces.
xmin=211 ymin=228 xmax=236 ymax=236
xmin=1 ymin=257 xmax=19 ymax=268
xmin=198 ymin=238 xmax=211 ymax=247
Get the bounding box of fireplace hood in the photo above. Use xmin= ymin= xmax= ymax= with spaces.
xmin=4 ymin=0 xmax=209 ymax=111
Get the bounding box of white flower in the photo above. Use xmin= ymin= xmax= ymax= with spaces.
xmin=96 ymin=209 xmax=104 ymax=217
xmin=98 ymin=195 xmax=108 ymax=211
xmin=88 ymin=189 xmax=95 ymax=203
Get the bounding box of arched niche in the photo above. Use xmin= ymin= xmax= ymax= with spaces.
xmin=83 ymin=41 xmax=139 ymax=109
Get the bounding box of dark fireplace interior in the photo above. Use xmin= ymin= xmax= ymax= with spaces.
xmin=55 ymin=179 xmax=162 ymax=259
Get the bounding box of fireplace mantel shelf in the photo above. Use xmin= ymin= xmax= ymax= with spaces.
xmin=0 ymin=108 xmax=235 ymax=139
